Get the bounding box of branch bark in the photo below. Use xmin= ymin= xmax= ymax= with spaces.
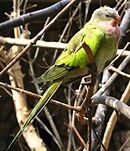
xmin=0 ymin=37 xmax=129 ymax=56
xmin=0 ymin=0 xmax=70 ymax=33
xmin=92 ymin=94 xmax=130 ymax=120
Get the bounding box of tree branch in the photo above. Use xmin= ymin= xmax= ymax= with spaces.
xmin=0 ymin=81 xmax=80 ymax=112
xmin=0 ymin=0 xmax=70 ymax=33
xmin=0 ymin=37 xmax=129 ymax=56
xmin=92 ymin=95 xmax=130 ymax=120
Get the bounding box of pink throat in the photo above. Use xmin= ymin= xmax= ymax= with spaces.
xmin=99 ymin=20 xmax=120 ymax=34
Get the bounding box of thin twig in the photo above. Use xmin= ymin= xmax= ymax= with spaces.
xmin=66 ymin=84 xmax=73 ymax=151
xmin=33 ymin=17 xmax=50 ymax=61
xmin=92 ymin=54 xmax=130 ymax=98
xmin=36 ymin=117 xmax=63 ymax=150
xmin=73 ymin=126 xmax=88 ymax=150
xmin=0 ymin=81 xmax=80 ymax=111
xmin=106 ymin=42 xmax=130 ymax=68
xmin=109 ymin=66 xmax=130 ymax=78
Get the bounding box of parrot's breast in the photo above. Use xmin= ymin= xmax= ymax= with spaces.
xmin=95 ymin=33 xmax=118 ymax=73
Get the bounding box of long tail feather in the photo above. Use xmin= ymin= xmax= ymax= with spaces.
xmin=6 ymin=81 xmax=62 ymax=151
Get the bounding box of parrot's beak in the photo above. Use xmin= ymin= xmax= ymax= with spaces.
xmin=114 ymin=15 xmax=121 ymax=24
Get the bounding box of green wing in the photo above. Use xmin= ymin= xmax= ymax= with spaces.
xmin=34 ymin=65 xmax=69 ymax=84
xmin=55 ymin=23 xmax=105 ymax=67
xmin=35 ymin=24 xmax=105 ymax=84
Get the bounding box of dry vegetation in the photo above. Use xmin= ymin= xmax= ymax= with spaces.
xmin=0 ymin=0 xmax=130 ymax=151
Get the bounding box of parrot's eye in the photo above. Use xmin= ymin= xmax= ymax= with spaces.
xmin=105 ymin=14 xmax=110 ymax=17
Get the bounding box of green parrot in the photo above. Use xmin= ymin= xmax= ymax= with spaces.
xmin=6 ymin=6 xmax=120 ymax=150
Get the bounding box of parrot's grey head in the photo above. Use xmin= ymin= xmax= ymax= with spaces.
xmin=91 ymin=6 xmax=120 ymax=26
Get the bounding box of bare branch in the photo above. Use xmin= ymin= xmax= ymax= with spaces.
xmin=0 ymin=81 xmax=80 ymax=112
xmin=0 ymin=37 xmax=130 ymax=56
xmin=92 ymin=95 xmax=130 ymax=120
xmin=109 ymin=66 xmax=130 ymax=78
xmin=0 ymin=37 xmax=66 ymax=49
xmin=0 ymin=0 xmax=71 ymax=32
